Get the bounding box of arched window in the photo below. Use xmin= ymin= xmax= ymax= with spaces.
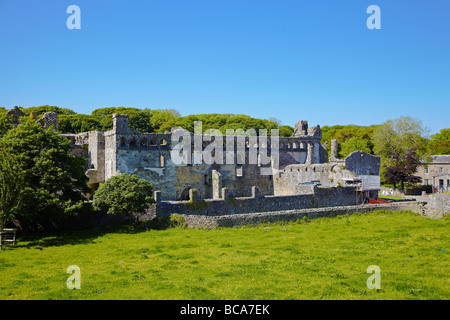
xmin=129 ymin=138 xmax=137 ymax=149
xmin=181 ymin=188 xmax=191 ymax=201
xmin=119 ymin=137 xmax=126 ymax=148
xmin=160 ymin=154 xmax=165 ymax=167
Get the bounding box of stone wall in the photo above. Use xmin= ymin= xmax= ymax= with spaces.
xmin=274 ymin=150 xmax=380 ymax=196
xmin=77 ymin=114 xmax=337 ymax=200
xmin=344 ymin=151 xmax=380 ymax=176
xmin=423 ymin=193 xmax=450 ymax=216
xmin=179 ymin=202 xmax=424 ymax=229
xmin=152 ymin=185 xmax=362 ymax=217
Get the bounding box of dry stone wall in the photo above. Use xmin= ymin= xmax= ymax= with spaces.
xmin=180 ymin=202 xmax=424 ymax=229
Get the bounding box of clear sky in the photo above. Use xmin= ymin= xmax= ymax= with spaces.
xmin=0 ymin=0 xmax=449 ymax=134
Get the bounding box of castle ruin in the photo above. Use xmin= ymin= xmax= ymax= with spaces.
xmin=4 ymin=107 xmax=382 ymax=220
xmin=63 ymin=114 xmax=380 ymax=203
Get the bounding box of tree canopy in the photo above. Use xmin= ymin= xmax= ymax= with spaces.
xmin=0 ymin=120 xmax=90 ymax=230
xmin=321 ymin=124 xmax=377 ymax=158
xmin=372 ymin=116 xmax=430 ymax=160
xmin=383 ymin=149 xmax=422 ymax=189
xmin=428 ymin=128 xmax=450 ymax=155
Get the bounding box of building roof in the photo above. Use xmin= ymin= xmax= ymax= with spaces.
xmin=431 ymin=155 xmax=450 ymax=164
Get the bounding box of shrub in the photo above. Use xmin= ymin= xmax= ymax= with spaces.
xmin=92 ymin=173 xmax=155 ymax=216
xmin=169 ymin=214 xmax=187 ymax=228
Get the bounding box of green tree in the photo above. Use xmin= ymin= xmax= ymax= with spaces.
xmin=428 ymin=128 xmax=450 ymax=155
xmin=339 ymin=136 xmax=372 ymax=158
xmin=167 ymin=113 xmax=280 ymax=136
xmin=0 ymin=113 xmax=11 ymax=135
xmin=91 ymin=107 xmax=153 ymax=132
xmin=58 ymin=114 xmax=100 ymax=133
xmin=373 ymin=116 xmax=430 ymax=160
xmin=22 ymin=105 xmax=76 ymax=117
xmin=92 ymin=173 xmax=155 ymax=216
xmin=0 ymin=152 xmax=21 ymax=229
xmin=278 ymin=125 xmax=294 ymax=137
xmin=321 ymin=124 xmax=376 ymax=157
xmin=0 ymin=120 xmax=90 ymax=229
xmin=150 ymin=109 xmax=181 ymax=133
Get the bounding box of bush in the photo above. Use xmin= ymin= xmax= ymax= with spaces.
xmin=169 ymin=214 xmax=187 ymax=228
xmin=92 ymin=173 xmax=155 ymax=216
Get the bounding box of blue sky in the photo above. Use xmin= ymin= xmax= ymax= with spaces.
xmin=0 ymin=0 xmax=449 ymax=134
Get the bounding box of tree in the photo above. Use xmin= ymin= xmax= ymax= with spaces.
xmin=383 ymin=149 xmax=422 ymax=189
xmin=278 ymin=125 xmax=294 ymax=137
xmin=22 ymin=105 xmax=76 ymax=117
xmin=0 ymin=152 xmax=21 ymax=230
xmin=0 ymin=113 xmax=11 ymax=135
xmin=339 ymin=136 xmax=372 ymax=158
xmin=150 ymin=109 xmax=181 ymax=133
xmin=321 ymin=124 xmax=376 ymax=157
xmin=90 ymin=107 xmax=153 ymax=133
xmin=58 ymin=114 xmax=100 ymax=133
xmin=428 ymin=128 xmax=450 ymax=155
xmin=92 ymin=173 xmax=155 ymax=216
xmin=373 ymin=116 xmax=430 ymax=160
xmin=0 ymin=120 xmax=90 ymax=229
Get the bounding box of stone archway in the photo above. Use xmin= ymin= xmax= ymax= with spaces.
xmin=180 ymin=187 xmax=192 ymax=201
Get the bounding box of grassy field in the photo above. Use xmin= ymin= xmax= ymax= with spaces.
xmin=0 ymin=210 xmax=449 ymax=300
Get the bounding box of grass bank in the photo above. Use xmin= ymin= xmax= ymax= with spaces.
xmin=0 ymin=210 xmax=448 ymax=300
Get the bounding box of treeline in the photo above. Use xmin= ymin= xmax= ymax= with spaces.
xmin=321 ymin=122 xmax=450 ymax=158
xmin=0 ymin=105 xmax=292 ymax=137
xmin=1 ymin=105 xmax=449 ymax=162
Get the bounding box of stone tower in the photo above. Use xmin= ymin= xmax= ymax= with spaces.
xmin=113 ymin=113 xmax=129 ymax=133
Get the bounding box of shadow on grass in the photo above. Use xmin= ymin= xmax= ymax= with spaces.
xmin=14 ymin=216 xmax=176 ymax=249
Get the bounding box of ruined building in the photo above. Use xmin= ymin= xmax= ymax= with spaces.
xmin=3 ymin=107 xmax=380 ymax=204
xmin=4 ymin=106 xmax=59 ymax=132
xmin=63 ymin=114 xmax=380 ymax=201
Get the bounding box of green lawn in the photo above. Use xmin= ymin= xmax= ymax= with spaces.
xmin=378 ymin=195 xmax=406 ymax=201
xmin=0 ymin=210 xmax=449 ymax=300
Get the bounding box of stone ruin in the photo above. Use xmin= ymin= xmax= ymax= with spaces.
xmin=2 ymin=107 xmax=385 ymax=226
xmin=4 ymin=106 xmax=58 ymax=132
xmin=64 ymin=114 xmax=381 ymax=204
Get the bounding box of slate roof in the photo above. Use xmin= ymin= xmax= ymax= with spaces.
xmin=431 ymin=155 xmax=450 ymax=164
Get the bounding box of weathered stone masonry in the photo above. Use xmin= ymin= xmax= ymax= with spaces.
xmin=49 ymin=111 xmax=384 ymax=227
xmin=72 ymin=115 xmax=364 ymax=200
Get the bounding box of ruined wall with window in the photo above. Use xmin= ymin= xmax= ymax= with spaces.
xmin=72 ymin=114 xmax=380 ymax=201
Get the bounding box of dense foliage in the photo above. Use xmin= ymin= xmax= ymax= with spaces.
xmin=0 ymin=120 xmax=90 ymax=230
xmin=1 ymin=106 xmax=291 ymax=136
xmin=92 ymin=173 xmax=155 ymax=216
xmin=383 ymin=149 xmax=422 ymax=189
